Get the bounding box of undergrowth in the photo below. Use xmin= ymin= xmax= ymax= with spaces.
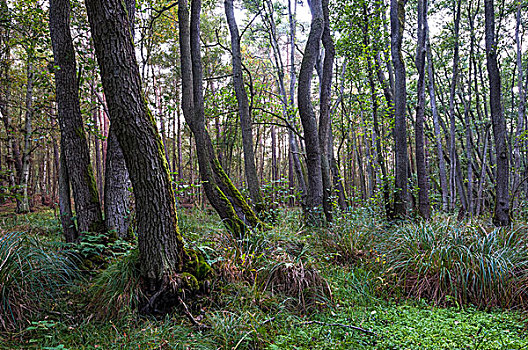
xmin=1 ymin=207 xmax=527 ymax=349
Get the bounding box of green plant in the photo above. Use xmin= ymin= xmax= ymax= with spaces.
xmin=0 ymin=232 xmax=79 ymax=332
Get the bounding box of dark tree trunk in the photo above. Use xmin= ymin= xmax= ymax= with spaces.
xmin=59 ymin=141 xmax=78 ymax=243
xmin=484 ymin=0 xmax=510 ymax=226
xmin=298 ymin=0 xmax=324 ymax=225
xmin=178 ymin=0 xmax=264 ymax=236
xmin=49 ymin=0 xmax=104 ymax=233
xmin=85 ymin=0 xmax=207 ymax=313
xmin=390 ymin=0 xmax=408 ymax=217
xmin=318 ymin=0 xmax=335 ymax=223
xmin=103 ymin=0 xmax=134 ymax=238
xmin=414 ymin=0 xmax=430 ymax=219
xmin=448 ymin=0 xmax=461 ymax=212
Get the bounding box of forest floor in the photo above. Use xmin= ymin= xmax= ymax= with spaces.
xmin=0 ymin=203 xmax=527 ymax=349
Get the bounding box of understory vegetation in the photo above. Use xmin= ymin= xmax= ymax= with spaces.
xmin=1 ymin=205 xmax=527 ymax=349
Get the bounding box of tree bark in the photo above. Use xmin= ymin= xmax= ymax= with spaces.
xmin=85 ymin=0 xmax=208 ymax=313
xmin=390 ymin=0 xmax=408 ymax=217
xmin=59 ymin=141 xmax=78 ymax=243
xmin=484 ymin=0 xmax=510 ymax=226
xmin=298 ymin=0 xmax=324 ymax=225
xmin=49 ymin=0 xmax=105 ymax=233
xmin=414 ymin=0 xmax=430 ymax=219
xmin=513 ymin=0 xmax=525 ymax=210
xmin=103 ymin=0 xmax=134 ymax=238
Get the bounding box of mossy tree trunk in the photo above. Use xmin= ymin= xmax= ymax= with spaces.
xmin=85 ymin=0 xmax=208 ymax=313
xmin=58 ymin=141 xmax=78 ymax=243
xmin=224 ymin=0 xmax=264 ymax=213
xmin=49 ymin=0 xmax=104 ymax=233
xmin=178 ymin=0 xmax=266 ymax=236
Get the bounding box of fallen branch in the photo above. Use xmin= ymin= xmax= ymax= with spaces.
xmin=178 ymin=297 xmax=210 ymax=331
xmin=298 ymin=320 xmax=377 ymax=336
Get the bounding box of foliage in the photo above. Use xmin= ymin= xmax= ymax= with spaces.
xmin=0 ymin=232 xmax=79 ymax=333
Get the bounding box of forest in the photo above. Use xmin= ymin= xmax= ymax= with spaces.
xmin=1 ymin=0 xmax=528 ymax=348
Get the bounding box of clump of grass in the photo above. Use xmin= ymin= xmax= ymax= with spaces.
xmin=0 ymin=232 xmax=79 ymax=332
xmin=87 ymin=248 xmax=143 ymax=319
xmin=379 ymin=220 xmax=528 ymax=309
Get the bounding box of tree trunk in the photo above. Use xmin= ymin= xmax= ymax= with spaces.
xmin=414 ymin=0 xmax=430 ymax=219
xmin=59 ymin=141 xmax=78 ymax=243
xmin=85 ymin=0 xmax=208 ymax=313
xmin=178 ymin=0 xmax=264 ymax=236
xmin=224 ymin=0 xmax=264 ymax=212
xmin=390 ymin=0 xmax=408 ymax=217
xmin=49 ymin=0 xmax=105 ymax=233
xmin=513 ymin=0 xmax=525 ymax=211
xmin=448 ymin=0 xmax=461 ymax=212
xmin=484 ymin=0 xmax=510 ymax=226
xmin=103 ymin=0 xmax=134 ymax=238
xmin=298 ymin=0 xmax=324 ymax=225
xmin=17 ymin=59 xmax=33 ymax=213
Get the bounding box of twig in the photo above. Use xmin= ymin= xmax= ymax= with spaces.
xmin=298 ymin=320 xmax=377 ymax=336
xmin=178 ymin=297 xmax=210 ymax=330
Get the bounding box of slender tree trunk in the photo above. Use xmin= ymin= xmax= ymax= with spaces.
xmin=17 ymin=59 xmax=33 ymax=213
xmin=225 ymin=0 xmax=263 ymax=211
xmin=49 ymin=0 xmax=104 ymax=233
xmin=59 ymin=141 xmax=78 ymax=243
xmin=513 ymin=0 xmax=525 ymax=210
xmin=391 ymin=0 xmax=408 ymax=217
xmin=448 ymin=0 xmax=462 ymax=212
xmin=298 ymin=0 xmax=324 ymax=225
xmin=414 ymin=0 xmax=430 ymax=219
xmin=485 ymin=0 xmax=510 ymax=226
xmin=178 ymin=0 xmax=264 ymax=236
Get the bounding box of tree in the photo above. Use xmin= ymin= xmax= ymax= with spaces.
xmin=414 ymin=0 xmax=430 ymax=219
xmin=49 ymin=0 xmax=105 ymax=234
xmin=224 ymin=0 xmax=264 ymax=212
xmin=84 ymin=0 xmax=208 ymax=313
xmin=390 ymin=0 xmax=408 ymax=218
xmin=484 ymin=0 xmax=510 ymax=226
xmin=298 ymin=0 xmax=324 ymax=225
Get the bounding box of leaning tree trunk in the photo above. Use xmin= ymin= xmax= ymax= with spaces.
xmin=49 ymin=0 xmax=104 ymax=233
xmin=485 ymin=0 xmax=510 ymax=226
xmin=298 ymin=0 xmax=324 ymax=225
xmin=178 ymin=0 xmax=265 ymax=237
xmin=414 ymin=0 xmax=430 ymax=219
xmin=104 ymin=0 xmax=134 ymax=238
xmin=224 ymin=0 xmax=264 ymax=212
xmin=85 ymin=0 xmax=209 ymax=314
xmin=390 ymin=0 xmax=408 ymax=218
xmin=318 ymin=0 xmax=335 ymax=223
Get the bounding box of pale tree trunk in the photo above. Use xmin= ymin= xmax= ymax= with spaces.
xmin=414 ymin=0 xmax=430 ymax=219
xmin=225 ymin=0 xmax=264 ymax=212
xmin=49 ymin=0 xmax=105 ymax=233
xmin=298 ymin=0 xmax=324 ymax=225
xmin=16 ymin=59 xmax=33 ymax=213
xmin=485 ymin=0 xmax=510 ymax=226
xmin=85 ymin=0 xmax=209 ymax=314
xmin=391 ymin=0 xmax=408 ymax=217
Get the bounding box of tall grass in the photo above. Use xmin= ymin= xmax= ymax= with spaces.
xmin=0 ymin=232 xmax=79 ymax=332
xmin=379 ymin=221 xmax=528 ymax=309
